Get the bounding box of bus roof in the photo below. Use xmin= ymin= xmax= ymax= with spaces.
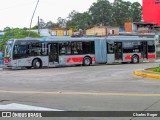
xmin=44 ymin=36 xmax=106 ymax=42
xmin=107 ymin=37 xmax=154 ymax=41
xmin=11 ymin=36 xmax=154 ymax=43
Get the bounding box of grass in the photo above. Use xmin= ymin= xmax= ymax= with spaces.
xmin=153 ymin=67 xmax=160 ymax=72
xmin=145 ymin=67 xmax=160 ymax=73
xmin=156 ymin=51 xmax=160 ymax=58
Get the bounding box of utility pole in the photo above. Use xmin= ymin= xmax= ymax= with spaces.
xmin=28 ymin=0 xmax=39 ymax=37
xmin=38 ymin=16 xmax=40 ymax=35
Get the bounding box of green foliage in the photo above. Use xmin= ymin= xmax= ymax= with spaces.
xmin=156 ymin=51 xmax=160 ymax=58
xmin=89 ymin=0 xmax=112 ymax=26
xmin=112 ymin=0 xmax=132 ymax=27
xmin=153 ymin=68 xmax=160 ymax=72
xmin=66 ymin=0 xmax=142 ymax=30
xmin=3 ymin=28 xmax=40 ymax=38
xmin=31 ymin=25 xmax=38 ymax=29
xmin=0 ymin=29 xmax=40 ymax=52
xmin=66 ymin=11 xmax=92 ymax=30
xmin=130 ymin=2 xmax=142 ymax=22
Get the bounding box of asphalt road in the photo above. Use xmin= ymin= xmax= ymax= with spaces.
xmin=0 ymin=62 xmax=160 ymax=120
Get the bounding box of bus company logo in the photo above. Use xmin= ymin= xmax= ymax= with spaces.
xmin=2 ymin=112 xmax=12 ymax=117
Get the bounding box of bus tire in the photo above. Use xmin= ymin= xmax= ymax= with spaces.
xmin=83 ymin=57 xmax=91 ymax=66
xmin=132 ymin=55 xmax=139 ymax=64
xmin=32 ymin=59 xmax=41 ymax=69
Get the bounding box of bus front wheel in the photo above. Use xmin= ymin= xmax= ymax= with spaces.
xmin=32 ymin=59 xmax=41 ymax=69
xmin=132 ymin=55 xmax=139 ymax=64
xmin=83 ymin=57 xmax=91 ymax=66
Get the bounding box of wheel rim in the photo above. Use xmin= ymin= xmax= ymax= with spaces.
xmin=85 ymin=59 xmax=90 ymax=65
xmin=133 ymin=57 xmax=138 ymax=63
xmin=36 ymin=61 xmax=40 ymax=68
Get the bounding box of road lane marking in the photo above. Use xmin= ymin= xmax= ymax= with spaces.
xmin=0 ymin=103 xmax=63 ymax=111
xmin=0 ymin=90 xmax=160 ymax=97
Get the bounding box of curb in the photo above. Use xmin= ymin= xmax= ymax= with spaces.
xmin=134 ymin=71 xmax=160 ymax=79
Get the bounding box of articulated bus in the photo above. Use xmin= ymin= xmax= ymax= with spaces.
xmin=3 ymin=36 xmax=156 ymax=69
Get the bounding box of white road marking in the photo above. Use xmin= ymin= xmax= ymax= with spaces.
xmin=0 ymin=103 xmax=63 ymax=111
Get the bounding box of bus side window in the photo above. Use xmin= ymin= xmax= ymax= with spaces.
xmin=20 ymin=45 xmax=26 ymax=54
xmin=59 ymin=43 xmax=65 ymax=55
xmin=59 ymin=42 xmax=71 ymax=55
xmin=82 ymin=41 xmax=94 ymax=54
xmin=148 ymin=41 xmax=155 ymax=53
xmin=31 ymin=43 xmax=41 ymax=56
xmin=71 ymin=42 xmax=78 ymax=54
xmin=41 ymin=43 xmax=48 ymax=55
xmin=71 ymin=42 xmax=83 ymax=55
xmin=107 ymin=43 xmax=114 ymax=53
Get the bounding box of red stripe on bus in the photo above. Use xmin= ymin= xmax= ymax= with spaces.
xmin=67 ymin=57 xmax=83 ymax=63
xmin=91 ymin=57 xmax=95 ymax=61
xmin=125 ymin=55 xmax=132 ymax=60
xmin=148 ymin=54 xmax=156 ymax=59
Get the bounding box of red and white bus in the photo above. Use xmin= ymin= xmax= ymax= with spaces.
xmin=3 ymin=36 xmax=156 ymax=69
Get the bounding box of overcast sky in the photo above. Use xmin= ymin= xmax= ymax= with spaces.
xmin=0 ymin=0 xmax=141 ymax=30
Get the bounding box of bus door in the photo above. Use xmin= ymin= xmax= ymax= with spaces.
xmin=141 ymin=41 xmax=148 ymax=59
xmin=114 ymin=42 xmax=123 ymax=61
xmin=48 ymin=43 xmax=59 ymax=64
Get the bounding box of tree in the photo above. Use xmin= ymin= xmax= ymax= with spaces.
xmin=66 ymin=11 xmax=92 ymax=30
xmin=131 ymin=2 xmax=142 ymax=22
xmin=112 ymin=0 xmax=142 ymax=27
xmin=3 ymin=27 xmax=11 ymax=31
xmin=31 ymin=25 xmax=38 ymax=29
xmin=57 ymin=17 xmax=67 ymax=28
xmin=112 ymin=0 xmax=132 ymax=27
xmin=89 ymin=0 xmax=112 ymax=26
xmin=0 ymin=29 xmax=40 ymax=52
xmin=46 ymin=21 xmax=54 ymax=29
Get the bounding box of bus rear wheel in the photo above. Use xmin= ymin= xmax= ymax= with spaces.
xmin=132 ymin=55 xmax=139 ymax=64
xmin=83 ymin=57 xmax=91 ymax=66
xmin=32 ymin=59 xmax=41 ymax=69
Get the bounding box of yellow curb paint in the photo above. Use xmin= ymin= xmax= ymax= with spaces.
xmin=134 ymin=71 xmax=160 ymax=79
xmin=0 ymin=90 xmax=160 ymax=97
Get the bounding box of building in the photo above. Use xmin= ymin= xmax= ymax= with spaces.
xmin=143 ymin=0 xmax=160 ymax=26
xmin=30 ymin=29 xmax=51 ymax=37
xmin=86 ymin=26 xmax=119 ymax=36
xmin=125 ymin=22 xmax=156 ymax=33
xmin=50 ymin=28 xmax=73 ymax=36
